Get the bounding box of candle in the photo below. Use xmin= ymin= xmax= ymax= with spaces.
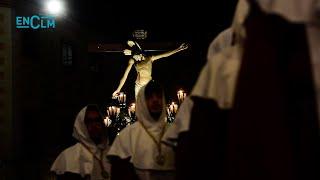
xmin=131 ymin=103 xmax=135 ymax=112
xmin=104 ymin=117 xmax=112 ymax=127
xmin=177 ymin=89 xmax=187 ymax=103
xmin=177 ymin=90 xmax=183 ymax=100
xmin=167 ymin=102 xmax=179 ymax=116
xmin=107 ymin=106 xmax=120 ymax=117
xmin=117 ymin=107 xmax=120 ymax=116
xmin=117 ymin=92 xmax=127 ymax=104
xmin=174 ymin=103 xmax=178 ymax=113
xmin=170 ymin=103 xmax=173 ymax=113
xmin=166 ymin=107 xmax=170 ymax=115
xmin=118 ymin=93 xmax=122 ymax=103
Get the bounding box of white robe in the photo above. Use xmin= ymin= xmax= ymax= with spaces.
xmin=51 ymin=106 xmax=111 ymax=180
xmin=255 ymin=0 xmax=320 ymax=125
xmin=108 ymin=85 xmax=175 ymax=180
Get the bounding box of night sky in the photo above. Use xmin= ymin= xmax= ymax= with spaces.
xmin=73 ymin=1 xmax=238 ymax=42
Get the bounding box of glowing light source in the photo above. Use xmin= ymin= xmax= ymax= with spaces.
xmin=128 ymin=103 xmax=136 ymax=118
xmin=177 ymin=89 xmax=187 ymax=104
xmin=103 ymin=117 xmax=112 ymax=127
xmin=46 ymin=0 xmax=64 ymax=16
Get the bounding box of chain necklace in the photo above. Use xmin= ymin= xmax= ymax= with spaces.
xmin=80 ymin=142 xmax=109 ymax=179
xmin=139 ymin=121 xmax=167 ymax=166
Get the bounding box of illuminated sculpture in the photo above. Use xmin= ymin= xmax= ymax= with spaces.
xmin=112 ymin=41 xmax=188 ymax=98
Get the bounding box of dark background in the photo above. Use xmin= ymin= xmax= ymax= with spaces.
xmin=1 ymin=0 xmax=237 ymax=179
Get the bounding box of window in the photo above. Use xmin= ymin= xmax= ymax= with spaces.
xmin=62 ymin=43 xmax=73 ymax=66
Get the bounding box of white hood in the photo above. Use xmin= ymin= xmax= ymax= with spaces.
xmin=256 ymin=0 xmax=320 ymax=24
xmin=51 ymin=106 xmax=111 ymax=179
xmin=72 ymin=106 xmax=99 ymax=150
xmin=207 ymin=28 xmax=234 ymax=61
xmin=136 ymin=85 xmax=167 ymax=129
xmin=108 ymin=85 xmax=175 ymax=170
xmin=191 ymin=0 xmax=248 ymax=108
xmin=255 ymin=0 xmax=320 ymax=127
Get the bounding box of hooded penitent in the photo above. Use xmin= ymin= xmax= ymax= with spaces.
xmin=163 ymin=0 xmax=319 ymax=180
xmin=254 ymin=0 xmax=320 ymax=127
xmin=108 ymin=85 xmax=175 ymax=171
xmin=51 ymin=106 xmax=111 ymax=180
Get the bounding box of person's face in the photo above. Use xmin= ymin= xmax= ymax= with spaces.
xmin=146 ymin=92 xmax=163 ymax=116
xmin=85 ymin=110 xmax=105 ymax=142
xmin=133 ymin=54 xmax=145 ymax=61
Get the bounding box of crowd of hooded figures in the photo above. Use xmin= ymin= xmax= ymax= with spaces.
xmin=50 ymin=0 xmax=320 ymax=179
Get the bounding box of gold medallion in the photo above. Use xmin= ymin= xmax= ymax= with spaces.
xmin=156 ymin=154 xmax=165 ymax=166
xmin=101 ymin=170 xmax=109 ymax=179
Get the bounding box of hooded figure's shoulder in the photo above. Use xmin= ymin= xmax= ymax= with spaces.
xmin=51 ymin=143 xmax=92 ymax=176
xmin=107 ymin=122 xmax=143 ymax=159
xmin=119 ymin=122 xmax=141 ymax=136
xmin=62 ymin=143 xmax=82 ymax=154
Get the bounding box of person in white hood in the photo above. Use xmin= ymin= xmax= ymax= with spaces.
xmin=51 ymin=105 xmax=111 ymax=180
xmin=107 ymin=80 xmax=175 ymax=180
